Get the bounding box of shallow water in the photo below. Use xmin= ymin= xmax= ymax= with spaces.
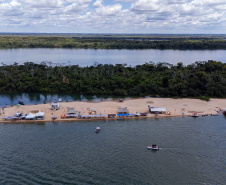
xmin=0 ymin=116 xmax=225 ymax=184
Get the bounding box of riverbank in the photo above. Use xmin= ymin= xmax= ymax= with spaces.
xmin=1 ymin=98 xmax=225 ymax=123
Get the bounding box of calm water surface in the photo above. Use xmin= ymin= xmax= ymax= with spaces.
xmin=0 ymin=116 xmax=225 ymax=184
xmin=0 ymin=48 xmax=225 ymax=66
xmin=0 ymin=93 xmax=132 ymax=106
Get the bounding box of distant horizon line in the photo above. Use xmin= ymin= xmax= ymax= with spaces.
xmin=0 ymin=32 xmax=226 ymax=36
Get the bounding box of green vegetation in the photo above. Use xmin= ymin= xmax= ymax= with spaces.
xmin=0 ymin=61 xmax=225 ymax=98
xmin=198 ymin=96 xmax=210 ymax=101
xmin=0 ymin=35 xmax=226 ymax=49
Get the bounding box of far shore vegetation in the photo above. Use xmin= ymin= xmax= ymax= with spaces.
xmin=0 ymin=34 xmax=226 ymax=49
xmin=0 ymin=61 xmax=225 ymax=99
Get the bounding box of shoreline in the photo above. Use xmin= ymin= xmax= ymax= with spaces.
xmin=1 ymin=98 xmax=225 ymax=123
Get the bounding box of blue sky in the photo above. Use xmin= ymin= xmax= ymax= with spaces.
xmin=0 ymin=0 xmax=225 ymax=34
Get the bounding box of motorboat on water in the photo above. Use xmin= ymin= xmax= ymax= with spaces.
xmin=95 ymin=127 xmax=100 ymax=133
xmin=147 ymin=144 xmax=159 ymax=150
xmin=191 ymin=113 xmax=199 ymax=117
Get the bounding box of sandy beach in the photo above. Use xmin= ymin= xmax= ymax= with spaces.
xmin=1 ymin=98 xmax=225 ymax=123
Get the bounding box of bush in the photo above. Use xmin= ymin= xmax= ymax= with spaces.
xmin=198 ymin=96 xmax=210 ymax=101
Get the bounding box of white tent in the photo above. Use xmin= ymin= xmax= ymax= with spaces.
xmin=25 ymin=113 xmax=35 ymax=120
xmin=149 ymin=107 xmax=166 ymax=113
xmin=35 ymin=111 xmax=45 ymax=117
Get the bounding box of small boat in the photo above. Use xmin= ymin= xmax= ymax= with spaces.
xmin=211 ymin=114 xmax=219 ymax=116
xmin=18 ymin=101 xmax=24 ymax=105
xmin=95 ymin=127 xmax=100 ymax=133
xmin=202 ymin=114 xmax=208 ymax=116
xmin=191 ymin=113 xmax=199 ymax=117
xmin=147 ymin=144 xmax=159 ymax=150
xmin=222 ymin=108 xmax=226 ymax=116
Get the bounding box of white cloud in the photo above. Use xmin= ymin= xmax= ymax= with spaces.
xmin=95 ymin=3 xmax=123 ymax=16
xmin=131 ymin=0 xmax=162 ymax=13
xmin=0 ymin=0 xmax=225 ymax=33
xmin=66 ymin=0 xmax=92 ymax=3
xmin=114 ymin=0 xmax=132 ymax=2
xmin=0 ymin=0 xmax=23 ymax=16
xmin=64 ymin=2 xmax=89 ymax=13
xmin=93 ymin=0 xmax=102 ymax=7
xmin=23 ymin=0 xmax=64 ymax=8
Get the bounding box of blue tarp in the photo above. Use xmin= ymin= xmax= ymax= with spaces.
xmin=117 ymin=114 xmax=125 ymax=117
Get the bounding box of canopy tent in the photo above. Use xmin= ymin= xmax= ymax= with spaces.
xmin=149 ymin=107 xmax=166 ymax=114
xmin=6 ymin=116 xmax=12 ymax=120
xmin=140 ymin=112 xmax=148 ymax=116
xmin=35 ymin=111 xmax=45 ymax=117
xmin=117 ymin=107 xmax=129 ymax=114
xmin=25 ymin=113 xmax=35 ymax=120
xmin=35 ymin=111 xmax=45 ymax=120
xmin=108 ymin=114 xmax=116 ymax=118
xmin=67 ymin=108 xmax=77 ymax=114
xmin=66 ymin=114 xmax=78 ymax=118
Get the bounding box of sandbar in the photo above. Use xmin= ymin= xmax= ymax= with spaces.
xmin=0 ymin=98 xmax=225 ymax=123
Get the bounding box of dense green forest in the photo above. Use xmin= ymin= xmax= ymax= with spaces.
xmin=0 ymin=61 xmax=225 ymax=98
xmin=0 ymin=35 xmax=226 ymax=49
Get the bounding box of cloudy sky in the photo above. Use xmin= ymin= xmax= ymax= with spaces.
xmin=0 ymin=0 xmax=225 ymax=34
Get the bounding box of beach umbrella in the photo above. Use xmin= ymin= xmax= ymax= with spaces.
xmin=52 ymin=116 xmax=57 ymax=119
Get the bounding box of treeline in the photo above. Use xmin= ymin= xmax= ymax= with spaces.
xmin=0 ymin=61 xmax=226 ymax=98
xmin=0 ymin=36 xmax=226 ymax=49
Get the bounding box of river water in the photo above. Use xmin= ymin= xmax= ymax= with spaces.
xmin=0 ymin=48 xmax=225 ymax=66
xmin=0 ymin=93 xmax=127 ymax=106
xmin=0 ymin=116 xmax=225 ymax=184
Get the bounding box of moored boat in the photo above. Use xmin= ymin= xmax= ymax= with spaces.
xmin=191 ymin=113 xmax=199 ymax=117
xmin=147 ymin=144 xmax=159 ymax=150
xmin=211 ymin=114 xmax=220 ymax=116
xmin=222 ymin=108 xmax=226 ymax=116
xmin=202 ymin=114 xmax=208 ymax=116
xmin=18 ymin=101 xmax=24 ymax=105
